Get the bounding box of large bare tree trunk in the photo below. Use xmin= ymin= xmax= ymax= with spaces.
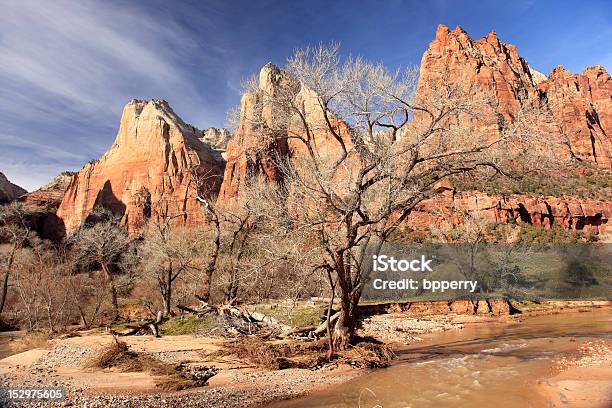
xmin=330 ymin=251 xmax=361 ymax=350
xmin=109 ymin=282 xmax=119 ymax=321
xmin=0 ymin=247 xmax=16 ymax=315
xmin=164 ymin=269 xmax=172 ymax=317
xmin=102 ymin=264 xmax=119 ymax=321
xmin=333 ymin=292 xmax=358 ymax=350
xmin=0 ymin=270 xmax=10 ymax=316
xmin=200 ymin=214 xmax=220 ymax=303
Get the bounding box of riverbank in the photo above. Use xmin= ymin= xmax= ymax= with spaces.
xmin=0 ymin=300 xmax=610 ymax=407
xmin=538 ymin=340 xmax=612 ymax=408
xmin=272 ymin=307 xmax=612 ymax=408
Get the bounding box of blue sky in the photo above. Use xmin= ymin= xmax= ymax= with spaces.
xmin=1 ymin=0 xmax=610 ymax=191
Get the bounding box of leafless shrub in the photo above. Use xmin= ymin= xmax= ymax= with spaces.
xmin=71 ymin=210 xmax=134 ymax=321
xmin=11 ymin=243 xmax=74 ymax=332
xmin=0 ymin=203 xmax=35 ymax=315
xmin=139 ymin=218 xmax=203 ymax=317
xmin=226 ymin=336 xmax=327 ymax=369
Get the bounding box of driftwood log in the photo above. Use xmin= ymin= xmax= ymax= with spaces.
xmin=313 ymin=311 xmax=341 ymax=336
xmin=118 ymin=311 xmax=164 ymax=337
xmin=174 ymin=296 xmax=341 ymax=339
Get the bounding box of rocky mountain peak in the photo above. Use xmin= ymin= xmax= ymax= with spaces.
xmin=0 ymin=172 xmax=27 ymax=204
xmin=23 ymin=171 xmax=75 ymax=207
xmin=199 ymin=127 xmax=232 ymax=157
xmin=583 ymin=64 xmax=609 ymax=80
xmin=419 ymin=25 xmax=611 ymax=167
xmin=56 ymin=99 xmax=225 ymax=234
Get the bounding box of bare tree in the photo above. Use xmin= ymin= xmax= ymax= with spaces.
xmin=140 ymin=213 xmax=202 ymax=317
xmin=0 ymin=203 xmax=34 ymax=315
xmin=190 ymin=168 xmax=222 ymax=304
xmin=238 ymin=44 xmax=559 ymax=349
xmin=66 ymin=271 xmax=107 ymax=329
xmin=218 ymin=206 xmax=254 ymax=304
xmin=12 ymin=242 xmax=73 ymax=332
xmin=72 ymin=211 xmax=133 ymax=321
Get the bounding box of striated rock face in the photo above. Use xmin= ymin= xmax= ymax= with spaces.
xmin=0 ymin=172 xmax=27 ymax=204
xmin=358 ymin=298 xmax=515 ymax=316
xmin=218 ymin=62 xmax=352 ymax=202
xmin=408 ymin=190 xmax=611 ymax=235
xmin=419 ymin=25 xmax=611 ymax=167
xmin=56 ymin=99 xmax=225 ymax=234
xmin=19 ymin=172 xmax=74 ymax=210
xmin=538 ymin=65 xmax=611 ymax=167
xmin=219 ymin=63 xmax=289 ymax=202
xmin=419 ymin=26 xmax=541 ymax=124
xmin=16 ymin=172 xmax=74 ymax=240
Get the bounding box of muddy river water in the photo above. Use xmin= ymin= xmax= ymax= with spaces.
xmin=272 ymin=310 xmax=611 ymax=408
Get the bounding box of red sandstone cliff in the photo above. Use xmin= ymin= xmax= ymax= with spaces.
xmin=13 ymin=172 xmax=74 ymax=240
xmin=419 ymin=25 xmax=611 ymax=167
xmin=27 ymin=26 xmax=611 ymax=237
xmin=538 ymin=65 xmax=611 ymax=166
xmin=408 ymin=190 xmax=609 ymax=235
xmin=19 ymin=172 xmax=74 ymax=210
xmin=218 ymin=26 xmax=611 ymax=235
xmin=419 ymin=26 xmax=540 ymax=123
xmin=219 ymin=62 xmax=353 ymax=202
xmin=56 ymin=99 xmax=225 ymax=234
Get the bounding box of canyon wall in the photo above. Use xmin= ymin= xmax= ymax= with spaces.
xmin=6 ymin=25 xmax=609 ymax=238
xmin=408 ymin=190 xmax=609 ymax=235
xmin=56 ymin=99 xmax=226 ymax=233
xmin=419 ymin=24 xmax=611 ymax=167
xmin=218 ymin=62 xmax=353 ymax=203
xmin=19 ymin=172 xmax=74 ymax=210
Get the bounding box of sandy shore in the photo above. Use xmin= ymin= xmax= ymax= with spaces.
xmin=0 ymin=301 xmax=610 ymax=407
xmin=538 ymin=366 xmax=612 ymax=408
xmin=0 ymin=333 xmax=360 ymax=407
xmin=537 ymin=340 xmax=612 ymax=408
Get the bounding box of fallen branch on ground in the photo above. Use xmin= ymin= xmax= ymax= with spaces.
xmin=116 ymin=311 xmax=164 ymax=337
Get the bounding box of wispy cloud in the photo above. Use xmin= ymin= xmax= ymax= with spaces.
xmin=1 ymin=0 xmax=609 ymax=191
xmin=0 ymin=0 xmax=205 ymax=115
xmin=0 ymin=0 xmax=220 ymax=190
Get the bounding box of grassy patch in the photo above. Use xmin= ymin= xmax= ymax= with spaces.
xmin=249 ymin=303 xmax=327 ymax=328
xmin=516 ymin=224 xmax=598 ymax=244
xmin=160 ymin=315 xmax=217 ymax=336
xmin=451 ymin=165 xmax=612 ymax=200
xmin=201 ymin=349 xmax=229 ymax=362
